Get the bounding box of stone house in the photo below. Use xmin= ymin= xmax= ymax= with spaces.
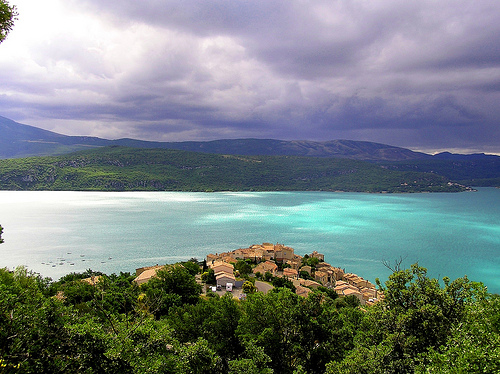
xmin=300 ymin=279 xmax=321 ymax=289
xmin=253 ymin=260 xmax=278 ymax=276
xmin=314 ymin=270 xmax=330 ymax=285
xmin=300 ymin=265 xmax=312 ymax=275
xmin=206 ymin=253 xmax=220 ymax=265
xmin=340 ymin=287 xmax=364 ymax=304
xmin=310 ymin=251 xmax=325 ymax=261
xmin=274 ymin=244 xmax=295 ymax=261
xmin=210 ymin=261 xmax=234 ymax=275
xmin=215 ymin=271 xmax=236 ymax=288
xmin=283 ymin=267 xmax=299 ymax=279
xmin=133 ymin=266 xmax=164 ymax=286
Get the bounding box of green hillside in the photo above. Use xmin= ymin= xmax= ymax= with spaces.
xmin=0 ymin=146 xmax=466 ymax=192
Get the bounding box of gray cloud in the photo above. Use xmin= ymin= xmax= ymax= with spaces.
xmin=0 ymin=0 xmax=499 ymax=152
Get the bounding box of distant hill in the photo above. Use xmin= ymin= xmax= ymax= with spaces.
xmin=0 ymin=116 xmax=110 ymax=158
xmin=117 ymin=138 xmax=432 ymax=161
xmin=0 ymin=146 xmax=466 ymax=193
xmin=2 ymin=115 xmax=499 ymax=187
xmin=0 ymin=116 xmax=429 ymax=161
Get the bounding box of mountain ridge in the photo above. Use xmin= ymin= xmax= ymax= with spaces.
xmin=2 ymin=115 xmax=499 ymax=187
xmin=0 ymin=116 xmax=429 ymax=161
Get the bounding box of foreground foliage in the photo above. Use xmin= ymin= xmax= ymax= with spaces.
xmin=0 ymin=0 xmax=16 ymax=44
xmin=0 ymin=263 xmax=498 ymax=373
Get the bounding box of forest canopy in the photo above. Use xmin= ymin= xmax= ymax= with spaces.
xmin=0 ymin=262 xmax=498 ymax=373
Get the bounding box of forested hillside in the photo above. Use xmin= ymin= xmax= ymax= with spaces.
xmin=1 ymin=263 xmax=498 ymax=373
xmin=380 ymin=156 xmax=500 ymax=187
xmin=0 ymin=146 xmax=466 ymax=193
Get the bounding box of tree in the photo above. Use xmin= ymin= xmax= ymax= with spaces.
xmin=143 ymin=264 xmax=202 ymax=317
xmin=0 ymin=0 xmax=17 ymax=43
xmin=301 ymin=256 xmax=320 ymax=269
xmin=228 ymin=341 xmax=273 ymax=374
xmin=237 ymin=289 xmax=304 ymax=374
xmin=201 ymin=268 xmax=216 ymax=284
xmin=299 ymin=270 xmax=313 ymax=281
xmin=317 ymin=285 xmax=338 ymax=300
xmin=271 ymin=276 xmax=296 ymax=292
xmin=0 ymin=224 xmax=3 ymax=243
xmin=167 ymin=294 xmax=243 ymax=370
xmin=326 ymin=264 xmax=474 ymax=374
xmin=183 ymin=259 xmax=201 ymax=275
xmin=417 ymin=288 xmax=500 ymax=373
xmin=174 ymin=337 xmax=222 ymax=374
xmin=0 ymin=267 xmax=129 ymax=372
xmin=235 ymin=260 xmax=252 ymax=276
xmin=243 ymin=280 xmax=256 ymax=294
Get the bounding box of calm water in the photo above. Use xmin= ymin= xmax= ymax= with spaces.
xmin=1 ymin=189 xmax=499 ymax=293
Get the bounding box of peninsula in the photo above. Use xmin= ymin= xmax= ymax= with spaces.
xmin=133 ymin=242 xmax=383 ymax=306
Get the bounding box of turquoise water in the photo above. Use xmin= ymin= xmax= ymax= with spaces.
xmin=1 ymin=189 xmax=499 ymax=293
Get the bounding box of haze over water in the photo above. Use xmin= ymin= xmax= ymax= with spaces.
xmin=1 ymin=189 xmax=499 ymax=293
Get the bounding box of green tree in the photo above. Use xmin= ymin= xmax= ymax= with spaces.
xmin=271 ymin=276 xmax=296 ymax=292
xmin=326 ymin=264 xmax=474 ymax=374
xmin=174 ymin=337 xmax=222 ymax=374
xmin=301 ymin=256 xmax=320 ymax=268
xmin=243 ymin=280 xmax=257 ymax=294
xmin=317 ymin=285 xmax=338 ymax=300
xmin=235 ymin=260 xmax=253 ymax=276
xmin=299 ymin=270 xmax=313 ymax=281
xmin=237 ymin=289 xmax=304 ymax=374
xmin=0 ymin=0 xmax=17 ymax=43
xmin=0 ymin=267 xmax=129 ymax=372
xmin=167 ymin=293 xmax=243 ymax=369
xmin=201 ymin=268 xmax=216 ymax=284
xmin=228 ymin=341 xmax=274 ymax=374
xmin=183 ymin=259 xmax=201 ymax=275
xmin=417 ymin=287 xmax=500 ymax=374
xmin=143 ymin=264 xmax=202 ymax=318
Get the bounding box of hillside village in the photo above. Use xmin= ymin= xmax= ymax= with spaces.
xmin=134 ymin=243 xmax=383 ymax=305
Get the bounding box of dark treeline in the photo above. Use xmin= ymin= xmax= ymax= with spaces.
xmin=1 ymin=261 xmax=499 ymax=373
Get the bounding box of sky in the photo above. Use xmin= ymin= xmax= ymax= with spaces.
xmin=1 ymin=0 xmax=500 ymax=154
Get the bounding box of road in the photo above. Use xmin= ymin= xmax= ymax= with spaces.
xmin=255 ymin=280 xmax=274 ymax=294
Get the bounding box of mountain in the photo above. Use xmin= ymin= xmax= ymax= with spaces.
xmin=2 ymin=115 xmax=499 ymax=187
xmin=433 ymin=151 xmax=500 ymax=161
xmin=0 ymin=116 xmax=429 ymax=161
xmin=0 ymin=116 xmax=111 ymax=158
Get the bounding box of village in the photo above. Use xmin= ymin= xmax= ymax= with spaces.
xmin=133 ymin=242 xmax=383 ymax=305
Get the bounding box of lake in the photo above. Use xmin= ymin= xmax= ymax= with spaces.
xmin=1 ymin=189 xmax=499 ymax=293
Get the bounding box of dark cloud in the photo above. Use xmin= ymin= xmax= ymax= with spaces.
xmin=0 ymin=0 xmax=499 ymax=152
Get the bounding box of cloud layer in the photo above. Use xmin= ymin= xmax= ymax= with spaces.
xmin=1 ymin=0 xmax=500 ymax=153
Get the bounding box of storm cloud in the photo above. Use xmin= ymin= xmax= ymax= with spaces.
xmin=1 ymin=0 xmax=499 ymax=153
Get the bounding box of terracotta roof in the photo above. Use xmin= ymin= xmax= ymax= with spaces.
xmin=134 ymin=267 xmax=164 ymax=286
xmin=215 ymin=271 xmax=235 ymax=281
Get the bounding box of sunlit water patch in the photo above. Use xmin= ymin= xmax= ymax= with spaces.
xmin=0 ymin=189 xmax=499 ymax=293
